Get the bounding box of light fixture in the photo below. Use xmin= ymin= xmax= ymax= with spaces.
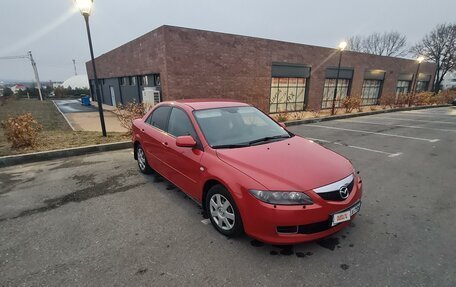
xmin=75 ymin=0 xmax=93 ymax=16
xmin=338 ymin=41 xmax=348 ymax=51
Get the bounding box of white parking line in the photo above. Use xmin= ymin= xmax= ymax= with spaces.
xmin=339 ymin=119 xmax=456 ymax=133
xmin=371 ymin=116 xmax=456 ymax=125
xmin=306 ymin=137 xmax=402 ymax=157
xmin=308 ymin=124 xmax=440 ymax=143
xmin=400 ymin=110 xmax=456 ymax=117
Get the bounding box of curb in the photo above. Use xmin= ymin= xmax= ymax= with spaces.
xmin=283 ymin=104 xmax=451 ymax=127
xmin=0 ymin=141 xmax=132 ymax=168
xmin=0 ymin=104 xmax=450 ymax=168
xmin=52 ymin=100 xmax=76 ymax=131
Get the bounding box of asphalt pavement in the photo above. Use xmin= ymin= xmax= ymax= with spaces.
xmin=52 ymin=99 xmax=127 ymax=132
xmin=1 ymin=107 xmax=455 ymax=286
xmin=53 ymin=99 xmax=97 ymax=113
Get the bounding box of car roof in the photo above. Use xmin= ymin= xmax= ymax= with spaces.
xmin=171 ymin=99 xmax=250 ymax=110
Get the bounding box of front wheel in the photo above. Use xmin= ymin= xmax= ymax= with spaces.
xmin=206 ymin=185 xmax=243 ymax=237
xmin=136 ymin=144 xmax=153 ymax=174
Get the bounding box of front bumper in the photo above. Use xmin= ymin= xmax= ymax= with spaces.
xmin=240 ymin=176 xmax=363 ymax=245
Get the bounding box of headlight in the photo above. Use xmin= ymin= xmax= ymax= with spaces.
xmin=248 ymin=190 xmax=313 ymax=205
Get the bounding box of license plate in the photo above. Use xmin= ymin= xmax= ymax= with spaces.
xmin=331 ymin=201 xmax=361 ymax=226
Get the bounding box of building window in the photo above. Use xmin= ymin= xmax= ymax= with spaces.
xmin=416 ymin=81 xmax=429 ymax=92
xmin=129 ymin=76 xmax=136 ymax=86
xmin=269 ymin=77 xmax=306 ymax=113
xmin=321 ymin=79 xmax=351 ymax=109
xmin=361 ymin=80 xmax=383 ymax=105
xmin=396 ymin=80 xmax=411 ymax=95
xmin=154 ymin=74 xmax=160 ymax=86
xmin=120 ymin=77 xmax=128 ymax=86
xmin=140 ymin=75 xmax=148 ymax=86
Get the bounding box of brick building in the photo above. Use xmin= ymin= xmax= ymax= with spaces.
xmin=86 ymin=25 xmax=435 ymax=113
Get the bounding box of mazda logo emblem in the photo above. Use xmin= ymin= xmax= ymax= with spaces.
xmin=339 ymin=185 xmax=349 ymax=199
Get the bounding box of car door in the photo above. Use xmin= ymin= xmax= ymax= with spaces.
xmin=160 ymin=107 xmax=204 ymax=200
xmin=141 ymin=106 xmax=172 ymax=174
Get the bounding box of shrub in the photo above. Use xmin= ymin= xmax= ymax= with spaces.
xmin=395 ymin=93 xmax=409 ymax=107
xmin=293 ymin=111 xmax=308 ymax=120
xmin=115 ymin=102 xmax=152 ymax=137
xmin=342 ymin=96 xmax=361 ymax=113
xmin=1 ymin=113 xmax=42 ymax=148
xmin=379 ymin=93 xmax=396 ymax=109
xmin=311 ymin=109 xmax=321 ymax=118
xmin=435 ymin=90 xmax=456 ymax=104
xmin=276 ymin=113 xmax=288 ymax=122
xmin=414 ymin=92 xmax=433 ymax=106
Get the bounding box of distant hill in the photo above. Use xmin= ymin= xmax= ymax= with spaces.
xmin=0 ymin=79 xmax=33 ymax=85
xmin=0 ymin=80 xmax=46 ymax=87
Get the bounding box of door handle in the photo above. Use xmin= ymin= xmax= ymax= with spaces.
xmin=162 ymin=142 xmax=168 ymax=146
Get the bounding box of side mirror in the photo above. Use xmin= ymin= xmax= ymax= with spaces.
xmin=278 ymin=122 xmax=286 ymax=129
xmin=176 ymin=135 xmax=197 ymax=148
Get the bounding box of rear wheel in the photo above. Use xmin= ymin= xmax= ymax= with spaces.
xmin=136 ymin=144 xmax=153 ymax=174
xmin=206 ymin=185 xmax=243 ymax=237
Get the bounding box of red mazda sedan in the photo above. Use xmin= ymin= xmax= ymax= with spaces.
xmin=132 ymin=100 xmax=362 ymax=244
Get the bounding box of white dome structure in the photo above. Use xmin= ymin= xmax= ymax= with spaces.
xmin=62 ymin=75 xmax=89 ymax=89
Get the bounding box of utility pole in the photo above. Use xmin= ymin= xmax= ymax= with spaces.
xmin=28 ymin=51 xmax=43 ymax=101
xmin=73 ymin=59 xmax=78 ymax=75
xmin=0 ymin=51 xmax=43 ymax=101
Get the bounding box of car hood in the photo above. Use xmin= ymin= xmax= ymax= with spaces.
xmin=216 ymin=136 xmax=353 ymax=191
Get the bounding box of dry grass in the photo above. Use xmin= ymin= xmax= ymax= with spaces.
xmin=0 ymin=97 xmax=70 ymax=131
xmin=0 ymin=97 xmax=129 ymax=156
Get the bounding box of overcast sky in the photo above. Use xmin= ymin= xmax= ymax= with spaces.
xmin=1 ymin=0 xmax=455 ymax=82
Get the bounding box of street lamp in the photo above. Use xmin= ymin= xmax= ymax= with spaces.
xmin=330 ymin=41 xmax=347 ymax=115
xmin=75 ymin=0 xmax=107 ymax=137
xmin=409 ymin=56 xmax=425 ymax=107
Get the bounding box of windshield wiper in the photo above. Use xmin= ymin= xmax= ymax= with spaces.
xmin=248 ymin=135 xmax=290 ymax=145
xmin=212 ymin=135 xmax=291 ymax=149
xmin=212 ymin=143 xmax=250 ymax=149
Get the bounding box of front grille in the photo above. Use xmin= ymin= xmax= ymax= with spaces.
xmin=317 ymin=179 xmax=354 ymax=201
xmin=277 ymin=219 xmax=332 ymax=235
xmin=276 ymin=226 xmax=298 ymax=234
xmin=298 ymin=219 xmax=332 ymax=234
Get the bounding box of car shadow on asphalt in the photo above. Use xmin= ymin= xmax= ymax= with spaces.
xmin=141 ymin=169 xmax=359 ymax=264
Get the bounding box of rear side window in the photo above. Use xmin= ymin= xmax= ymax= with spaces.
xmin=147 ymin=106 xmax=172 ymax=131
xmin=168 ymin=108 xmax=197 ymax=139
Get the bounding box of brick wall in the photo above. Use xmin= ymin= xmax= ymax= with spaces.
xmin=86 ymin=26 xmax=169 ymax=98
xmin=87 ymin=25 xmax=436 ymax=112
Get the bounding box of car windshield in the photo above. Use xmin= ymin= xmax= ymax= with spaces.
xmin=193 ymin=106 xmax=291 ymax=148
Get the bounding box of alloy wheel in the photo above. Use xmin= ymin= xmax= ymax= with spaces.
xmin=137 ymin=147 xmax=146 ymax=171
xmin=209 ymin=194 xmax=235 ymax=230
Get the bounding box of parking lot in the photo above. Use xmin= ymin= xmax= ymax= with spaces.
xmin=1 ymin=106 xmax=455 ymax=286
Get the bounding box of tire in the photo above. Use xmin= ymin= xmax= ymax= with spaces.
xmin=205 ymin=185 xmax=243 ymax=237
xmin=136 ymin=144 xmax=153 ymax=174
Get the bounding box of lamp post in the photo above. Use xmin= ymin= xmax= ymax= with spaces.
xmin=331 ymin=41 xmax=347 ymax=115
xmin=409 ymin=56 xmax=425 ymax=107
xmin=75 ymin=0 xmax=106 ymax=137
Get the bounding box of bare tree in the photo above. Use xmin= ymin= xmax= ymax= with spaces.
xmin=347 ymin=35 xmax=363 ymax=53
xmin=411 ymin=23 xmax=456 ymax=93
xmin=347 ymin=31 xmax=408 ymax=57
